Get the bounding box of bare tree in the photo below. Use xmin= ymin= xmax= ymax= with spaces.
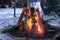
xmin=14 ymin=0 xmax=17 ymax=17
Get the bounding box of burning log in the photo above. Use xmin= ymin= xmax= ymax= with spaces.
xmin=8 ymin=7 xmax=45 ymax=37
xmin=34 ymin=10 xmax=44 ymax=35
xmin=17 ymin=8 xmax=27 ymax=25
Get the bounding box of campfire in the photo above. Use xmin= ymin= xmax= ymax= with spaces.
xmin=25 ymin=8 xmax=44 ymax=35
xmin=2 ymin=7 xmax=57 ymax=39
xmin=16 ymin=7 xmax=45 ymax=38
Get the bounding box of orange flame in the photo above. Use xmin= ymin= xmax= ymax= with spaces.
xmin=34 ymin=11 xmax=44 ymax=34
xmin=26 ymin=13 xmax=33 ymax=32
xmin=35 ymin=22 xmax=44 ymax=34
xmin=25 ymin=8 xmax=44 ymax=34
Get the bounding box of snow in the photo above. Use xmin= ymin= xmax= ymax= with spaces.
xmin=0 ymin=8 xmax=23 ymax=40
xmin=0 ymin=8 xmax=60 ymax=30
xmin=0 ymin=8 xmax=23 ymax=30
xmin=0 ymin=1 xmax=60 ymax=39
xmin=43 ymin=12 xmax=60 ymax=27
xmin=0 ymin=8 xmax=60 ymax=40
xmin=30 ymin=2 xmax=42 ymax=11
xmin=0 ymin=33 xmax=14 ymax=40
xmin=0 ymin=32 xmax=26 ymax=40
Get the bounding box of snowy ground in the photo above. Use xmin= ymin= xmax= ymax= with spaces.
xmin=0 ymin=8 xmax=23 ymax=29
xmin=0 ymin=8 xmax=60 ymax=40
xmin=0 ymin=8 xmax=23 ymax=40
xmin=43 ymin=12 xmax=60 ymax=27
